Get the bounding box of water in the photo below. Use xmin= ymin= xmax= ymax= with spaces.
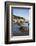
xmin=13 ymin=23 xmax=20 ymax=32
xmin=12 ymin=22 xmax=29 ymax=36
xmin=13 ymin=23 xmax=28 ymax=31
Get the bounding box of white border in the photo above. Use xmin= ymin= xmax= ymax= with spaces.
xmin=9 ymin=5 xmax=33 ymax=41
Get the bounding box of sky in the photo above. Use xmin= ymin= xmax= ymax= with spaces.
xmin=12 ymin=8 xmax=29 ymax=20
